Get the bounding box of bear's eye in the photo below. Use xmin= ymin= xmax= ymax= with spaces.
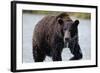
xmin=63 ymin=28 xmax=67 ymax=31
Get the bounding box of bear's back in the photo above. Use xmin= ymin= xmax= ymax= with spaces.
xmin=33 ymin=15 xmax=57 ymax=43
xmin=35 ymin=15 xmax=56 ymax=30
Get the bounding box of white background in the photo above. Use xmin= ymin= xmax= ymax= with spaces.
xmin=0 ymin=0 xmax=99 ymax=73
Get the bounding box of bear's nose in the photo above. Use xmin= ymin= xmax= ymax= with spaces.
xmin=65 ymin=38 xmax=69 ymax=42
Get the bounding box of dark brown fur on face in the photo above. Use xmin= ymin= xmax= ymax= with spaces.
xmin=32 ymin=12 xmax=82 ymax=62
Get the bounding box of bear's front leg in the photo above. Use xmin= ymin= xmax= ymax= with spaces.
xmin=51 ymin=35 xmax=64 ymax=61
xmin=69 ymin=42 xmax=83 ymax=60
xmin=52 ymin=49 xmax=62 ymax=61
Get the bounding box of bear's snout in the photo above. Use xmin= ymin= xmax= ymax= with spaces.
xmin=64 ymin=30 xmax=71 ymax=43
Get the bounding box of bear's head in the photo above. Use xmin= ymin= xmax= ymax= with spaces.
xmin=57 ymin=16 xmax=79 ymax=47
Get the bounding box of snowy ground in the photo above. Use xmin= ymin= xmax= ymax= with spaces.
xmin=22 ymin=13 xmax=91 ymax=63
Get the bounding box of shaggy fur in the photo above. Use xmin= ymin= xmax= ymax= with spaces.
xmin=32 ymin=12 xmax=82 ymax=62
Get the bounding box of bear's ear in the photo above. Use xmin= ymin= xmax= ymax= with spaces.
xmin=74 ymin=20 xmax=79 ymax=26
xmin=57 ymin=18 xmax=64 ymax=25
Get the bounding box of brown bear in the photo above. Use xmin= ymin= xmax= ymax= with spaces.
xmin=32 ymin=12 xmax=82 ymax=62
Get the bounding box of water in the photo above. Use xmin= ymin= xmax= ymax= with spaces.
xmin=22 ymin=13 xmax=91 ymax=63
